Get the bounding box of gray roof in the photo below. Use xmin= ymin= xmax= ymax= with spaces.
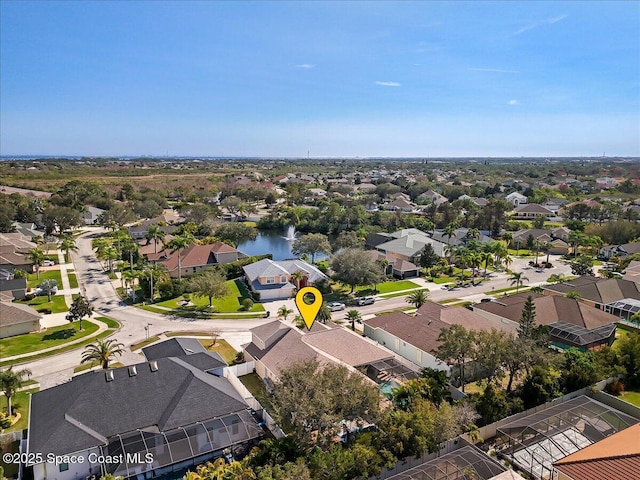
xmin=29 ymin=356 xmax=248 ymax=457
xmin=0 ymin=278 xmax=27 ymax=292
xmin=0 ymin=301 xmax=41 ymax=326
xmin=377 ymin=234 xmax=445 ymax=258
xmin=243 ymin=258 xmax=328 ymax=283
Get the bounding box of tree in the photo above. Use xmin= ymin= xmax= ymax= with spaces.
xmin=473 ymin=329 xmax=508 ymax=384
xmin=475 ymin=383 xmax=510 ymax=426
xmin=42 ymin=205 xmax=83 ymax=234
xmin=27 ymin=248 xmax=45 ymax=279
xmin=547 ymin=273 xmax=566 ymax=284
xmin=59 ymin=234 xmax=78 ymax=263
xmin=0 ymin=366 xmax=31 ymax=415
xmin=215 ymin=223 xmax=258 ymax=247
xmin=81 ymin=339 xmax=125 ymax=369
xmin=269 ymin=360 xmax=380 ymax=446
xmin=145 ymin=224 xmax=165 ymax=253
xmin=509 ymin=271 xmax=529 ymax=294
xmin=419 ymin=243 xmax=440 ymax=269
xmin=517 ymin=365 xmax=561 ymax=409
xmin=167 ymin=234 xmax=194 ymax=280
xmin=141 ymin=262 xmax=168 ymax=300
xmin=38 ymin=279 xmax=58 ymax=301
xmin=188 ymin=270 xmax=230 ymax=307
xmin=406 ymin=290 xmax=428 ymax=309
xmin=616 ymin=331 xmax=640 ymax=386
xmin=565 ymin=290 xmax=582 ymax=300
xmin=345 ymin=309 xmax=362 ymax=331
xmin=316 ymin=302 xmax=332 ymax=324
xmin=434 ymin=325 xmax=475 ymax=392
xmin=570 ymin=255 xmax=594 ymax=276
xmin=292 ymin=233 xmax=332 ymax=264
xmin=122 ymin=268 xmax=142 ymax=302
xmin=330 ymin=248 xmax=383 ymax=293
xmin=220 ymin=196 xmax=245 ymax=220
xmin=334 ymin=230 xmax=364 ymax=250
xmin=518 ymin=295 xmax=537 ymax=338
xmin=560 ymin=348 xmax=601 ymax=393
xmin=66 ymin=295 xmax=93 ymax=331
xmin=277 ymin=305 xmax=293 ymax=321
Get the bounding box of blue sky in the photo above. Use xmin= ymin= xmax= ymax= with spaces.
xmin=1 ymin=1 xmax=638 ymax=157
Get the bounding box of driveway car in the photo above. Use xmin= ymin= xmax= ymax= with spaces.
xmin=43 ymin=260 xmax=55 ymax=266
xmin=327 ymin=302 xmax=346 ymax=311
xmin=357 ymin=296 xmax=376 ymax=306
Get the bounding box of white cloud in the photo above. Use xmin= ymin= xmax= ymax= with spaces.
xmin=509 ymin=100 xmax=519 ymax=105
xmin=515 ymin=14 xmax=568 ymax=35
xmin=376 ymin=81 xmax=401 ymax=87
xmin=296 ymin=64 xmax=315 ymax=69
xmin=469 ymin=67 xmax=520 ymax=74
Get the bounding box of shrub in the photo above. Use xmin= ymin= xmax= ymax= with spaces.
xmin=252 ymin=291 xmax=261 ymax=302
xmin=605 ymin=379 xmax=625 ymax=396
xmin=242 ymin=298 xmax=254 ymax=311
xmin=0 ymin=412 xmax=12 ymax=429
xmin=233 ymin=351 xmax=245 ymax=365
xmin=24 ymin=293 xmax=35 ymax=301
xmin=39 ymin=308 xmax=52 ymax=314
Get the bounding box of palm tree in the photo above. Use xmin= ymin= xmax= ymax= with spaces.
xmin=502 ymin=231 xmax=513 ymax=247
xmin=142 ymin=263 xmax=168 ymax=301
xmin=27 ymin=248 xmax=45 ymax=279
xmin=146 ymin=224 xmax=165 ymax=253
xmin=0 ymin=366 xmax=31 ymax=415
xmin=407 ymin=290 xmax=429 ymax=309
xmin=480 ymin=251 xmax=493 ymax=277
xmin=345 ymin=309 xmax=362 ymax=331
xmin=81 ymin=339 xmax=125 ymax=369
xmin=316 ymin=302 xmax=332 ymax=324
xmin=289 ymin=271 xmax=304 ymax=289
xmin=167 ymin=234 xmax=194 ymax=280
xmin=59 ymin=234 xmax=78 ymax=263
xmin=122 ymin=268 xmax=142 ymax=302
xmin=277 ymin=305 xmax=293 ymax=321
xmin=569 ymin=231 xmax=586 ymax=259
xmin=547 ymin=273 xmax=566 ymax=284
xmin=503 ymin=255 xmax=513 ymax=271
xmin=509 ymin=271 xmax=529 ymax=294
xmin=443 ymin=223 xmax=458 ymax=246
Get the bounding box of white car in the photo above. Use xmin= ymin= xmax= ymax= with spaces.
xmin=357 ymin=296 xmax=376 ymax=306
xmin=327 ymin=302 xmax=346 ymax=312
xmin=43 ymin=260 xmax=55 ymax=266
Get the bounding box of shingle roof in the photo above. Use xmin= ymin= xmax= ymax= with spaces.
xmin=246 ymin=328 xmax=321 ymax=375
xmin=243 ymin=258 xmax=328 ymax=284
xmin=0 ymin=301 xmax=41 ymax=326
xmin=514 ymin=203 xmax=554 ymax=214
xmin=142 ymin=338 xmax=226 ymax=370
xmin=28 ymin=356 xmax=248 ymax=457
xmin=543 ymin=276 xmax=640 ymax=304
xmin=302 ymin=328 xmax=392 ymax=367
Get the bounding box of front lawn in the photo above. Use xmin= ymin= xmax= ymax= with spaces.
xmin=157 ymin=280 xmax=264 ymax=313
xmin=27 ymin=269 xmax=63 ymax=289
xmin=15 ymin=294 xmax=68 ymax=313
xmin=0 ymin=320 xmax=99 ymax=357
xmin=1 ymin=388 xmax=39 ymax=433
xmin=331 ymin=280 xmax=422 ymax=297
xmin=68 ymin=273 xmax=79 ymax=288
xmin=198 ymin=338 xmax=238 ymax=364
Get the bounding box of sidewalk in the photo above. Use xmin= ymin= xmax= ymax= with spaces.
xmin=2 ymin=317 xmax=110 ymax=362
xmin=56 ymin=250 xmax=75 ymax=308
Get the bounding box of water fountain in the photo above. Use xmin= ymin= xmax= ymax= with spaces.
xmin=284 ymin=225 xmax=297 ymax=241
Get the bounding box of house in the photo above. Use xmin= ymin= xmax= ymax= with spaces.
xmin=366 ymin=251 xmax=420 ymax=279
xmin=12 ymin=222 xmax=45 ymax=240
xmin=242 ymin=258 xmax=328 ymax=301
xmin=595 ymin=177 xmax=619 ymax=189
xmin=505 ymin=192 xmax=528 ymax=207
xmin=512 ymin=203 xmax=554 ymax=219
xmin=553 ymin=423 xmax=640 ymax=480
xmin=599 ymin=241 xmax=640 ymax=260
xmin=383 ymin=198 xmax=417 ymax=213
xmin=622 ymin=260 xmax=640 ymax=284
xmin=417 ymin=190 xmax=448 ymax=206
xmin=0 ymin=249 xmax=33 ymax=274
xmin=26 ymin=345 xmax=265 ymax=480
xmin=431 ymin=228 xmax=493 ymax=248
xmin=542 ymin=276 xmax=640 ymax=319
xmin=375 ymin=229 xmax=446 ymax=264
xmin=243 ymin=320 xmax=396 ymax=384
xmin=149 ymin=242 xmax=247 ymax=278
xmin=127 ymin=214 xmax=180 ymax=240
xmin=83 ymin=206 xmax=105 ymax=225
xmin=364 ymin=302 xmax=515 ymax=374
xmin=0 ymin=277 xmax=28 ymax=301
xmin=0 ymin=301 xmax=41 ymax=338
xmin=473 ymin=293 xmax=618 ymax=350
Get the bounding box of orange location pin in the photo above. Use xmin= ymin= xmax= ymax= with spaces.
xmin=295 ymin=286 xmax=323 ymax=330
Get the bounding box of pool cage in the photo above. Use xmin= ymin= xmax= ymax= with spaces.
xmin=493 ymin=396 xmax=639 ymax=480
xmin=388 ymin=445 xmax=507 ymax=480
xmin=101 ymin=409 xmax=265 ymax=479
xmin=547 ymin=321 xmax=616 ymax=350
xmin=604 ymin=298 xmax=640 ymax=320
xmin=359 ymin=358 xmax=421 ymax=385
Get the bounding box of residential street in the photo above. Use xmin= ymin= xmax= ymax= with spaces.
xmin=22 ymin=228 xmax=574 ymax=388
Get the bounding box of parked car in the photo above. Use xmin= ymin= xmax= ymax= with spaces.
xmin=327 ymin=302 xmax=346 ymax=311
xmin=357 ymin=296 xmax=376 ymax=306
xmin=43 ymin=260 xmax=55 ymax=266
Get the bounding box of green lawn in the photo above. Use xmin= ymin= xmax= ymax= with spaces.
xmin=95 ymin=316 xmax=120 ymax=329
xmin=157 ymin=279 xmax=264 ymax=313
xmin=239 ymin=372 xmax=273 ymax=412
xmin=68 ymin=273 xmax=79 ymax=288
xmin=198 ymin=338 xmax=237 ymax=364
xmin=431 ymin=276 xmax=457 ymax=284
xmin=130 ymin=336 xmax=161 ymax=351
xmin=620 ymin=390 xmax=640 ymax=408
xmin=488 ymin=285 xmax=532 ymax=296
xmin=15 ymin=294 xmax=68 ymax=313
xmin=331 ymin=280 xmax=422 ymax=298
xmin=1 ymin=388 xmax=38 ymax=433
xmin=27 ymin=269 xmax=63 ymax=289
xmin=0 ymin=320 xmax=99 ymax=357
xmin=73 ymin=361 xmax=124 ymax=374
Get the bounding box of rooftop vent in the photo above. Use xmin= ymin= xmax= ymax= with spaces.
xmin=149 ymin=360 xmax=158 ymax=372
xmin=128 ymin=366 xmax=137 ymax=377
xmin=105 ymin=370 xmax=114 ymax=382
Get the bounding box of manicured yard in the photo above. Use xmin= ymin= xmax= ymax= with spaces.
xmin=68 ymin=273 xmax=79 ymax=288
xmin=95 ymin=316 xmax=120 ymax=329
xmin=331 ymin=280 xmax=423 ymax=297
xmin=197 ymin=338 xmax=238 ymax=364
xmin=0 ymin=320 xmax=99 ymax=357
xmin=239 ymin=372 xmax=273 ymax=411
xmin=620 ymin=390 xmax=640 ymax=408
xmin=27 ymin=269 xmax=63 ymax=288
xmin=157 ymin=279 xmax=264 ymax=313
xmin=130 ymin=336 xmax=161 ymax=352
xmin=15 ymin=294 xmax=68 ymax=313
xmin=1 ymin=388 xmax=39 ymax=433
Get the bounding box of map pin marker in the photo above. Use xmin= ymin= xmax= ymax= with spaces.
xmin=295 ymin=286 xmax=323 ymax=330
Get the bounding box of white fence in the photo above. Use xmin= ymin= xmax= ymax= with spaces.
xmin=225 ymin=361 xmax=255 ymax=377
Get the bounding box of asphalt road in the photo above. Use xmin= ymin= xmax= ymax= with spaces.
xmin=20 ymin=228 xmax=575 ymax=387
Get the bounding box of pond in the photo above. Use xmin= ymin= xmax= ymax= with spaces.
xmin=237 ymin=227 xmax=328 ymax=261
